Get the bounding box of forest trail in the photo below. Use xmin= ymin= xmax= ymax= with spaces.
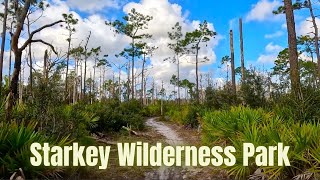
xmin=143 ymin=118 xmax=228 ymax=180
xmin=144 ymin=117 xmax=186 ymax=180
xmin=145 ymin=117 xmax=184 ymax=146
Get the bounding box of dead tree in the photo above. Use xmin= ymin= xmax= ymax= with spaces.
xmin=6 ymin=0 xmax=64 ymax=120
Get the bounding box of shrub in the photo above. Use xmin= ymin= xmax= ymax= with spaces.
xmin=202 ymin=106 xmax=320 ymax=179
xmin=166 ymin=104 xmax=202 ymax=128
xmin=88 ymin=100 xmax=145 ymax=132
xmin=271 ymin=87 xmax=320 ymax=122
xmin=0 ymin=121 xmax=72 ymax=179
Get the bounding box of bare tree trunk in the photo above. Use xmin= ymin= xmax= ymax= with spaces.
xmin=152 ymin=79 xmax=155 ymax=104
xmin=119 ymin=67 xmax=121 ymax=101
xmin=83 ymin=31 xmax=91 ymax=97
xmin=73 ymin=58 xmax=78 ymax=104
xmin=161 ymin=81 xmax=163 ymax=116
xmin=195 ymin=44 xmax=200 ymax=103
xmin=27 ymin=16 xmax=33 ymax=95
xmin=177 ymin=54 xmax=180 ymax=106
xmin=8 ymin=22 xmax=14 ymax=86
xmin=0 ymin=0 xmax=8 ymax=90
xmin=19 ymin=64 xmax=23 ymax=105
xmin=144 ymin=77 xmax=147 ymax=105
xmin=93 ymin=58 xmax=96 ymax=97
xmin=284 ymin=0 xmax=301 ymax=97
xmin=100 ymin=66 xmax=102 ymax=100
xmin=306 ymin=0 xmax=320 ymax=81
xmin=65 ymin=33 xmax=71 ymax=101
xmin=103 ymin=66 xmax=106 ymax=99
xmin=141 ymin=54 xmax=146 ymax=105
xmin=239 ymin=18 xmax=245 ymax=81
xmin=80 ymin=61 xmax=83 ymax=100
xmin=90 ymin=72 xmax=92 ymax=104
xmin=127 ymin=59 xmax=130 ymax=101
xmin=230 ymin=30 xmax=236 ymax=95
xmin=43 ymin=50 xmax=48 ymax=83
xmin=131 ymin=39 xmax=135 ymax=100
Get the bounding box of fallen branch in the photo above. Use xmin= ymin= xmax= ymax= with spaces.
xmin=122 ymin=126 xmax=140 ymax=136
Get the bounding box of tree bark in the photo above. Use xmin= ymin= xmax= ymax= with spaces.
xmin=239 ymin=18 xmax=245 ymax=81
xmin=44 ymin=50 xmax=48 ymax=82
xmin=230 ymin=30 xmax=236 ymax=95
xmin=284 ymin=0 xmax=301 ymax=97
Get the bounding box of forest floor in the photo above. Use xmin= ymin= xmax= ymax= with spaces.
xmin=84 ymin=117 xmax=230 ymax=180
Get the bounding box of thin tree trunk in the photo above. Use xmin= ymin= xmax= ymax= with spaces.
xmin=80 ymin=61 xmax=83 ymax=100
xmin=90 ymin=72 xmax=92 ymax=104
xmin=65 ymin=32 xmax=71 ymax=101
xmin=152 ymin=79 xmax=155 ymax=104
xmin=131 ymin=39 xmax=135 ymax=100
xmin=195 ymin=44 xmax=200 ymax=103
xmin=8 ymin=22 xmax=13 ymax=86
xmin=127 ymin=59 xmax=130 ymax=101
xmin=284 ymin=0 xmax=301 ymax=97
xmin=83 ymin=31 xmax=91 ymax=97
xmin=0 ymin=0 xmax=8 ymax=90
xmin=177 ymin=54 xmax=180 ymax=106
xmin=27 ymin=16 xmax=33 ymax=95
xmin=230 ymin=30 xmax=236 ymax=95
xmin=100 ymin=66 xmax=102 ymax=100
xmin=43 ymin=50 xmax=48 ymax=83
xmin=73 ymin=58 xmax=78 ymax=104
xmin=144 ymin=77 xmax=147 ymax=105
xmin=239 ymin=18 xmax=245 ymax=81
xmin=19 ymin=65 xmax=23 ymax=104
xmin=306 ymin=0 xmax=320 ymax=81
xmin=119 ymin=67 xmax=121 ymax=101
xmin=141 ymin=53 xmax=146 ymax=105
xmin=161 ymin=81 xmax=163 ymax=116
xmin=93 ymin=58 xmax=96 ymax=96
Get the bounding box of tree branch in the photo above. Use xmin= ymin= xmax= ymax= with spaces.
xmin=30 ymin=39 xmax=58 ymax=54
xmin=20 ymin=20 xmax=64 ymax=51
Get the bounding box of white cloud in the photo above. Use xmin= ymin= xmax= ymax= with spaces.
xmin=297 ymin=17 xmax=320 ymax=36
xmin=4 ymin=0 xmax=221 ymax=91
xmin=122 ymin=0 xmax=221 ymax=87
xmin=265 ymin=30 xmax=284 ymax=39
xmin=265 ymin=42 xmax=283 ymax=52
xmin=245 ymin=0 xmax=282 ymax=22
xmin=66 ymin=0 xmax=120 ymax=12
xmin=3 ymin=0 xmax=130 ymax=85
xmin=257 ymin=42 xmax=283 ymax=64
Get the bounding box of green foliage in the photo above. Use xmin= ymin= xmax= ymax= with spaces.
xmin=166 ymin=104 xmax=203 ymax=128
xmin=142 ymin=102 xmax=162 ymax=117
xmin=272 ymin=87 xmax=320 ymax=122
xmin=88 ymin=100 xmax=145 ymax=132
xmin=0 ymin=121 xmax=72 ymax=178
xmin=240 ymin=69 xmax=268 ymax=108
xmin=202 ymin=106 xmax=320 ymax=179
xmin=204 ymin=85 xmax=239 ymax=109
